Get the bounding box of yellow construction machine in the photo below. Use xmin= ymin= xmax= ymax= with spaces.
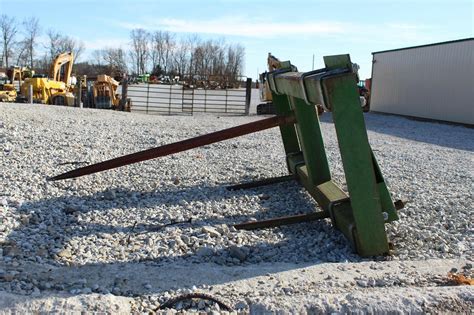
xmin=257 ymin=53 xmax=298 ymax=115
xmin=0 ymin=66 xmax=35 ymax=102
xmin=93 ymin=74 xmax=130 ymax=111
xmin=8 ymin=66 xmax=34 ymax=82
xmin=0 ymin=73 xmax=17 ymax=102
xmin=20 ymin=52 xmax=76 ymax=105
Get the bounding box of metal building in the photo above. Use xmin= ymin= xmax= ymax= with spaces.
xmin=370 ymin=38 xmax=474 ymax=125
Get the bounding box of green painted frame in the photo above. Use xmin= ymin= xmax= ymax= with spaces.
xmin=268 ymin=54 xmax=399 ymax=256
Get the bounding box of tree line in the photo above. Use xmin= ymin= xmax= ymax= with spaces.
xmin=92 ymin=29 xmax=245 ymax=81
xmin=0 ymin=14 xmax=245 ymax=81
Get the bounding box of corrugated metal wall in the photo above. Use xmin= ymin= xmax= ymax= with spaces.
xmin=370 ymin=39 xmax=474 ymax=125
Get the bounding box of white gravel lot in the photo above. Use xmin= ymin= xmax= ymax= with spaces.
xmin=0 ymin=103 xmax=472 ymax=313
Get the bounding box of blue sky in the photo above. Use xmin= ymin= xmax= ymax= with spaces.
xmin=1 ymin=0 xmax=472 ymax=79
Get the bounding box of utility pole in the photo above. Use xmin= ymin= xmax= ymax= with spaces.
xmin=312 ymin=54 xmax=315 ymax=70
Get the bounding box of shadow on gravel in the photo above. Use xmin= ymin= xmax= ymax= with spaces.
xmin=2 ymin=180 xmax=357 ymax=298
xmin=319 ymin=112 xmax=474 ymax=151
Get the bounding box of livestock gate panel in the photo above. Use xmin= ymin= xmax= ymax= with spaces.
xmin=128 ymin=84 xmax=190 ymax=115
xmin=127 ymin=78 xmax=251 ymax=116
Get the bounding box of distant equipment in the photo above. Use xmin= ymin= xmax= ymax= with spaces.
xmin=0 ymin=75 xmax=17 ymax=102
xmin=256 ymin=53 xmax=297 ymax=115
xmin=0 ymin=66 xmax=34 ymax=102
xmin=358 ymin=78 xmax=371 ymax=112
xmin=93 ymin=74 xmax=122 ymax=110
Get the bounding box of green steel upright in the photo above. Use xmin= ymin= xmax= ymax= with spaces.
xmin=267 ymin=54 xmax=399 ymax=256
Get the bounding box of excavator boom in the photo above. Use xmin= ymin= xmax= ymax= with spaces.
xmin=49 ymin=52 xmax=74 ymax=84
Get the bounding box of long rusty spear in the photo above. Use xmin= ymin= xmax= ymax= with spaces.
xmin=48 ymin=115 xmax=296 ymax=181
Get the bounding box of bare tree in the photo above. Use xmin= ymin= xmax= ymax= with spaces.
xmin=173 ymin=37 xmax=191 ymax=76
xmin=45 ymin=30 xmax=84 ymax=65
xmin=128 ymin=29 xmax=244 ymax=82
xmin=0 ymin=14 xmax=18 ymax=68
xmin=46 ymin=29 xmax=62 ymax=60
xmin=186 ymin=35 xmax=200 ymax=77
xmin=212 ymin=38 xmax=226 ymax=75
xmin=149 ymin=31 xmax=160 ymax=72
xmin=149 ymin=30 xmax=176 ymax=74
xmin=226 ymin=44 xmax=245 ymax=79
xmin=162 ymin=32 xmax=175 ymax=74
xmin=14 ymin=40 xmax=28 ymax=66
xmin=192 ymin=39 xmax=225 ymax=76
xmin=130 ymin=28 xmax=149 ymax=74
xmin=91 ymin=49 xmax=103 ymax=66
xmin=58 ymin=36 xmax=85 ymax=61
xmin=35 ymin=52 xmax=50 ymax=74
xmin=102 ymin=47 xmax=128 ymax=76
xmin=185 ymin=39 xmax=245 ymax=85
xmin=22 ymin=17 xmax=41 ymax=68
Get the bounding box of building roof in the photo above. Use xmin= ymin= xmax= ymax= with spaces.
xmin=372 ymin=38 xmax=473 ymax=55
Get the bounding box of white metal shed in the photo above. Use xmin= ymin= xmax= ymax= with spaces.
xmin=370 ymin=38 xmax=474 ymax=125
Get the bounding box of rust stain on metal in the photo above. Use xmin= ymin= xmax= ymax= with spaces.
xmin=394 ymin=199 xmax=405 ymax=210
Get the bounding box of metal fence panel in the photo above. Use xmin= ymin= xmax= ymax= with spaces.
xmin=127 ymin=80 xmax=251 ymax=116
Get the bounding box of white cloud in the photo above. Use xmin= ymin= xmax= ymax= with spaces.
xmin=115 ymin=16 xmax=441 ymax=45
xmin=118 ymin=17 xmax=349 ymax=38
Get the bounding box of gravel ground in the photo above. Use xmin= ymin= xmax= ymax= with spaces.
xmin=0 ymin=103 xmax=472 ymax=313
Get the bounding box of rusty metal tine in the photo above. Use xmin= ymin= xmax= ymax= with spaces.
xmin=226 ymin=174 xmax=295 ymax=191
xmin=234 ymin=211 xmax=329 ymax=230
xmin=48 ymin=115 xmax=296 ymax=181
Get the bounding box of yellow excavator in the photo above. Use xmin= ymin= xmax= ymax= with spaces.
xmin=92 ymin=74 xmax=124 ymax=109
xmin=20 ymin=52 xmax=76 ymax=105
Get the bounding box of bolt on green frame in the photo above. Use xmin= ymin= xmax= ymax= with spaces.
xmin=267 ymin=54 xmax=400 ymax=256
